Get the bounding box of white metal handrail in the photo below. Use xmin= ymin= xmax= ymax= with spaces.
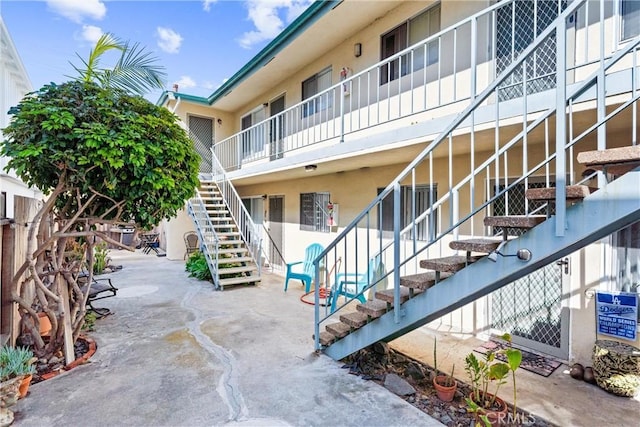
xmin=187 ymin=194 xmax=220 ymax=288
xmin=210 ymin=151 xmax=263 ymax=275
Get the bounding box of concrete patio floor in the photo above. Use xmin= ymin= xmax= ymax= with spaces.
xmin=13 ymin=250 xmax=439 ymax=427
xmin=14 ymin=250 xmax=639 ymax=426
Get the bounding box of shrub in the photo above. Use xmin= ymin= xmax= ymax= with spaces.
xmin=186 ymin=251 xmax=212 ymax=281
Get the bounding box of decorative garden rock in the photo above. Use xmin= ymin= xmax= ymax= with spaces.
xmin=592 ymin=339 xmax=640 ymax=397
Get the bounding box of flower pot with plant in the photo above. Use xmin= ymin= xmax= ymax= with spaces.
xmin=0 ymin=345 xmax=36 ymax=423
xmin=431 ymin=336 xmax=458 ymax=402
xmin=464 ymin=333 xmax=521 ymax=426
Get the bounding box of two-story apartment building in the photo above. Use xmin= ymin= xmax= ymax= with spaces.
xmin=159 ymin=0 xmax=640 ymax=366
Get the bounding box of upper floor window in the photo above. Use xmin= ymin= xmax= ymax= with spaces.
xmin=302 ymin=67 xmax=332 ymax=117
xmin=300 ymin=192 xmax=330 ymax=232
xmin=380 ymin=4 xmax=441 ymax=85
xmin=622 ymin=0 xmax=640 ymax=41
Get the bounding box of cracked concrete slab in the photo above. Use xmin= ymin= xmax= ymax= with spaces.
xmin=13 ymin=250 xmax=441 ymax=427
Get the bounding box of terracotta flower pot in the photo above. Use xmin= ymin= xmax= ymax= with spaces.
xmin=433 ymin=375 xmax=457 ymax=402
xmin=38 ymin=312 xmax=52 ymax=337
xmin=18 ymin=374 xmax=32 ymax=399
xmin=470 ymin=391 xmax=508 ymax=426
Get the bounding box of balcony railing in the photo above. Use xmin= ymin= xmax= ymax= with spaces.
xmin=210 ymin=0 xmax=626 ymax=173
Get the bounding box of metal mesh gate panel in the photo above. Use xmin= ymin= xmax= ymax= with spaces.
xmin=188 ymin=116 xmax=214 ymax=174
xmin=490 ymin=180 xmax=565 ymax=351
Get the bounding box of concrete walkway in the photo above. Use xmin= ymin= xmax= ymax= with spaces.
xmin=13 ymin=250 xmax=441 ymax=427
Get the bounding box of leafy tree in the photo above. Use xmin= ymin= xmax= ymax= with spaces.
xmin=1 ymin=80 xmax=199 ymax=360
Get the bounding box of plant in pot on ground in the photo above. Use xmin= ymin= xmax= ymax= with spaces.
xmin=432 ymin=336 xmax=458 ymax=402
xmin=0 ymin=345 xmax=36 ymax=398
xmin=464 ymin=333 xmax=522 ymax=426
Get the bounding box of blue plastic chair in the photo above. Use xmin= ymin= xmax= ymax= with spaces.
xmin=284 ymin=243 xmax=324 ymax=292
xmin=330 ymin=256 xmax=385 ymax=312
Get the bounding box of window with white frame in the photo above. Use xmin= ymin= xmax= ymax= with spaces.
xmin=378 ymin=185 xmax=437 ymax=240
xmin=380 ymin=4 xmax=440 ymax=85
xmin=300 ymin=192 xmax=330 ymax=232
xmin=241 ymin=106 xmax=266 ymax=159
xmin=302 ymin=67 xmax=332 ymax=118
xmin=610 ymin=221 xmax=640 ymax=323
xmin=622 ymin=0 xmax=640 ymax=41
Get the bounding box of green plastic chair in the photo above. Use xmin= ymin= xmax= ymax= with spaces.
xmin=284 ymin=243 xmax=324 ymax=292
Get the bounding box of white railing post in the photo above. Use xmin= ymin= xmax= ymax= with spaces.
xmin=393 ymin=181 xmax=402 ymax=323
xmin=555 ymin=8 xmax=567 ymax=237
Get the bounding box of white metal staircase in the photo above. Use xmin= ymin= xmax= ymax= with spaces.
xmin=315 ymin=0 xmax=640 ymax=360
xmin=186 ymin=179 xmax=262 ymax=290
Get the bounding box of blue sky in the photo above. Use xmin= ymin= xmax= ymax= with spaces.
xmin=1 ymin=0 xmax=313 ymax=101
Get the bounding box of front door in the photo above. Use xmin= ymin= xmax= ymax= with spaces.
xmin=489 ymin=180 xmax=570 ymax=359
xmin=267 ymin=196 xmax=285 ymax=271
xmin=269 ymin=95 xmax=285 ymax=161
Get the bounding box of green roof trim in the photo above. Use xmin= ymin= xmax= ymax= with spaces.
xmin=156 ymin=0 xmax=341 ymax=107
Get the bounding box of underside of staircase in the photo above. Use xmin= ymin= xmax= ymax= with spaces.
xmin=321 ymin=148 xmax=640 ymax=361
xmin=192 ymin=181 xmax=261 ymax=290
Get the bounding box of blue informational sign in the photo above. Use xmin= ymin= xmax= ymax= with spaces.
xmin=596 ymin=291 xmax=638 ymax=341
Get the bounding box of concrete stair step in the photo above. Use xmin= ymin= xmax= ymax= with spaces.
xmin=218 ymin=265 xmax=256 ymax=275
xmin=449 ymin=238 xmax=503 ymax=253
xmin=326 ymin=322 xmax=351 ymax=338
xmin=483 ymin=215 xmax=546 ymax=229
xmin=218 ymin=247 xmax=248 ymax=254
xmin=356 ymin=300 xmax=388 ymax=319
xmin=419 ymin=255 xmax=482 ymax=273
xmin=374 ymin=287 xmax=422 ymax=304
xmin=577 ymin=145 xmax=640 ymax=176
xmin=525 ymin=185 xmax=594 ymax=202
xmin=221 ymin=256 xmax=254 ymax=263
xmin=400 ymin=271 xmax=453 ymax=290
xmin=218 ymin=275 xmax=260 ymax=287
xmin=339 ymin=311 xmax=369 ymax=329
xmin=319 ymin=331 xmax=336 ymax=347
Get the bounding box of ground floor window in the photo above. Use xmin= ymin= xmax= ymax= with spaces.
xmin=378 ymin=185 xmax=437 ymax=240
xmin=300 ymin=192 xmax=330 ymax=232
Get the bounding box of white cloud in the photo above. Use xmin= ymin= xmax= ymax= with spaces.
xmin=80 ymin=25 xmax=103 ymax=44
xmin=238 ymin=0 xmax=312 ymax=49
xmin=156 ymin=27 xmax=183 ymax=54
xmin=202 ymin=81 xmax=215 ymax=90
xmin=203 ymin=0 xmax=218 ymax=12
xmin=175 ymin=76 xmax=197 ymax=89
xmin=46 ymin=0 xmax=106 ymax=23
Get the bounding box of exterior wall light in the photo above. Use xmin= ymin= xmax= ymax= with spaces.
xmin=354 ymin=43 xmax=362 ymax=57
xmin=305 ymin=164 xmax=317 ymax=172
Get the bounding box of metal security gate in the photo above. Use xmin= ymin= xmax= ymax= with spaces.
xmin=188 ymin=115 xmax=214 ymax=173
xmin=489 ymin=180 xmax=569 ymax=359
xmin=496 ymin=0 xmax=567 ymax=101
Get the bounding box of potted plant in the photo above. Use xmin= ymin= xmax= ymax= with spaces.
xmin=432 ymin=336 xmax=458 ymax=402
xmin=0 ymin=345 xmax=37 ymax=399
xmin=464 ymin=333 xmax=521 ymax=425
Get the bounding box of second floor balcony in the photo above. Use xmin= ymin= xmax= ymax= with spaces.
xmin=210 ymin=0 xmax=639 ymax=181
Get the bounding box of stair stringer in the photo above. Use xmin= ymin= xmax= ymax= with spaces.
xmin=324 ymin=168 xmax=640 ymax=361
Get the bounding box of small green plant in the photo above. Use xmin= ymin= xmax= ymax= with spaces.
xmin=186 ymin=251 xmax=212 ymax=281
xmin=0 ymin=345 xmax=36 ymax=381
xmin=82 ymin=311 xmax=97 ymax=332
xmin=464 ymin=333 xmax=521 ymax=415
xmin=464 ymin=397 xmax=491 ymax=427
xmin=444 ymin=364 xmax=456 ymax=387
xmin=93 ymin=242 xmax=111 ymax=274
